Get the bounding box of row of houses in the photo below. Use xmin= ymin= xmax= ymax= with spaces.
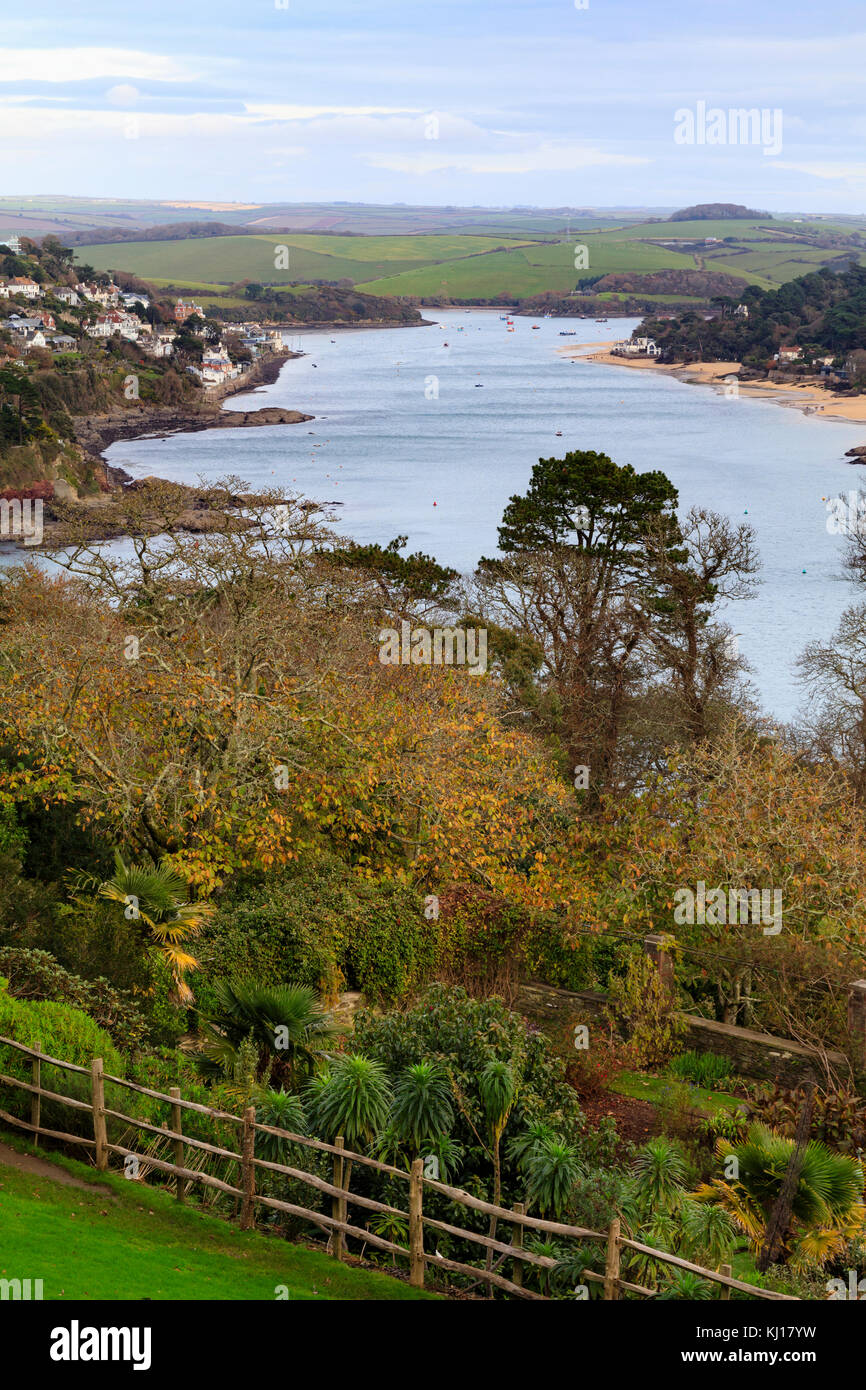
xmin=0 ymin=278 xmax=150 ymax=309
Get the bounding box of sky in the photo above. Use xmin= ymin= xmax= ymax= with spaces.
xmin=1 ymin=0 xmax=865 ymax=213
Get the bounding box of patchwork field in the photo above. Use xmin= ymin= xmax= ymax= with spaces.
xmin=74 ymin=214 xmax=866 ymax=305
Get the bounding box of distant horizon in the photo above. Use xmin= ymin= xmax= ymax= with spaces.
xmin=0 ymin=195 xmax=860 ymax=224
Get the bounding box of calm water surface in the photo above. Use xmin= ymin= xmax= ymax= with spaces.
xmin=11 ymin=310 xmax=866 ymax=721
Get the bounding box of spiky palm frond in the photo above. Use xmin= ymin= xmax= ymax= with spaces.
xmin=307 ymin=1054 xmax=392 ymax=1148
xmin=631 ymin=1136 xmax=688 ymax=1217
xmin=390 ymin=1062 xmax=454 ymax=1151
xmin=524 ymin=1137 xmax=582 ymax=1218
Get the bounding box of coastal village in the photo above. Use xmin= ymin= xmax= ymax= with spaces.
xmin=0 ymin=233 xmax=283 ymax=387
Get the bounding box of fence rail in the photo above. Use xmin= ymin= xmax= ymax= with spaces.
xmin=0 ymin=1033 xmax=797 ymax=1301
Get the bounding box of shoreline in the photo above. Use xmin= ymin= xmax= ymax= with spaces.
xmin=74 ymin=350 xmax=313 ymax=464
xmin=0 ymin=351 xmax=318 ymax=550
xmin=560 ymin=343 xmax=866 ymax=430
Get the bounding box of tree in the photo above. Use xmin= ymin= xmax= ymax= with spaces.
xmin=0 ymin=492 xmax=572 ymax=901
xmin=192 ymin=978 xmax=335 ymax=1086
xmin=474 ymin=451 xmax=682 ymax=797
xmin=75 ymin=850 xmax=213 ymax=1003
xmin=389 ymin=1061 xmax=454 ymax=1153
xmin=693 ymin=1123 xmax=865 ymax=1268
xmin=309 ymin=1053 xmax=393 ymax=1148
xmin=479 ymin=1058 xmax=517 ymax=1279
xmin=641 ymin=506 xmax=759 ymax=745
xmin=796 ymin=603 xmax=866 ymax=801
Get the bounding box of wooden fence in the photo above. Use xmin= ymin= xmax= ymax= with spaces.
xmin=0 ymin=1033 xmax=798 ymax=1301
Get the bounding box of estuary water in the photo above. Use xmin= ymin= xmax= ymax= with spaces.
xmin=19 ymin=310 xmax=866 ymax=720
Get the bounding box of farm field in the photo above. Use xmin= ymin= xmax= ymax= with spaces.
xmin=77 ymin=232 xmax=537 ymax=289
xmin=74 ymin=213 xmax=866 ymax=305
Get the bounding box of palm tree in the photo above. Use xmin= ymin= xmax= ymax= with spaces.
xmin=78 ymin=850 xmax=213 ymax=1003
xmin=254 ymin=1089 xmax=308 ymax=1165
xmin=630 ymin=1136 xmax=689 ymax=1216
xmin=523 ymin=1136 xmax=582 ymax=1219
xmin=390 ymin=1062 xmax=454 ymax=1154
xmin=692 ymin=1123 xmax=866 ymax=1268
xmin=308 ymin=1054 xmax=393 ymax=1149
xmin=656 ymin=1269 xmax=714 ymax=1300
xmin=479 ymin=1059 xmax=517 ymax=1281
xmin=193 ymin=979 xmax=335 ymax=1087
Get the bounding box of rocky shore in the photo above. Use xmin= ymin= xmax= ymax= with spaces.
xmin=73 ymin=350 xmax=312 ymax=462
xmin=0 ymin=350 xmax=316 ymax=550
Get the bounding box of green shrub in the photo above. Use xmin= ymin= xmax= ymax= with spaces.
xmin=0 ymin=947 xmax=148 ymax=1048
xmin=0 ymin=980 xmax=124 ymax=1139
xmin=199 ymin=860 xmax=434 ymax=1005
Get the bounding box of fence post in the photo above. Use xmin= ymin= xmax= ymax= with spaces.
xmin=604 ymin=1216 xmax=621 ymax=1300
xmin=170 ymin=1087 xmax=185 ymax=1203
xmin=331 ymin=1135 xmax=345 ymax=1261
xmin=30 ymin=1038 xmax=41 ymax=1143
xmin=240 ymin=1105 xmax=255 ymax=1231
xmin=720 ymin=1263 xmax=732 ymax=1300
xmin=409 ymin=1156 xmax=425 ymax=1289
xmin=91 ymin=1057 xmax=108 ymax=1171
xmin=511 ymin=1201 xmax=525 ymax=1290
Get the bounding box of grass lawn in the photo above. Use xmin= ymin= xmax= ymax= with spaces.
xmin=0 ymin=1135 xmax=436 ymax=1301
xmin=610 ymin=1068 xmax=746 ymax=1116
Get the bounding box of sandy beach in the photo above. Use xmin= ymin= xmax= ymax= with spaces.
xmin=560 ymin=343 xmax=866 ymax=429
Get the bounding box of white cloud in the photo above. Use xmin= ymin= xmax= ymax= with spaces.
xmin=365 ymin=142 xmax=650 ymax=175
xmin=0 ymin=47 xmax=200 ymax=83
xmin=105 ymin=84 xmax=141 ymax=107
xmin=245 ymin=103 xmax=423 ymax=121
xmin=773 ymin=160 xmax=866 ymax=182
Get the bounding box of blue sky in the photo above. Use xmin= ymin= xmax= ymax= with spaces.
xmin=2 ymin=0 xmax=864 ymax=212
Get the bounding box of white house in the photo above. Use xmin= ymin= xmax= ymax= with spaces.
xmin=2 ymin=277 xmax=43 ymax=300
xmin=0 ymin=235 xmax=22 ymax=254
xmin=51 ymin=286 xmax=80 ymax=306
xmin=613 ymin=336 xmax=660 ymax=358
xmin=14 ymin=327 xmax=47 ymax=351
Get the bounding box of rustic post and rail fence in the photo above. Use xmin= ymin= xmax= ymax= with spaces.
xmin=0 ymin=1031 xmax=798 ymax=1301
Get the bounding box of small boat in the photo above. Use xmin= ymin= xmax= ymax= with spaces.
xmin=531 ymin=325 xmax=541 ymax=330
xmin=499 ymin=315 xmax=509 ymax=321
xmin=474 ymin=383 xmax=484 ymax=388
xmin=556 ymin=430 xmax=563 ymax=436
xmin=595 ymin=318 xmax=608 ymax=323
xmin=559 ymin=331 xmax=576 ymax=336
xmin=442 ymin=341 xmax=449 ymax=346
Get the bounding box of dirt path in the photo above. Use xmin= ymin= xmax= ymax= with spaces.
xmin=0 ymin=1139 xmax=114 ymax=1195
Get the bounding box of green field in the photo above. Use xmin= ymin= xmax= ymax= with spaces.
xmin=74 ymin=213 xmax=866 ymax=304
xmin=76 ymin=232 xmax=535 ymax=289
xmin=0 ymin=1137 xmax=435 ymax=1301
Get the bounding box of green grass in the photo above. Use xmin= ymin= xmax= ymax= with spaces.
xmin=0 ymin=1135 xmax=436 ymax=1301
xmin=76 ymin=233 xmax=534 ymax=289
xmin=74 ymin=217 xmax=866 ymax=305
xmin=610 ymin=1069 xmax=743 ymax=1116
